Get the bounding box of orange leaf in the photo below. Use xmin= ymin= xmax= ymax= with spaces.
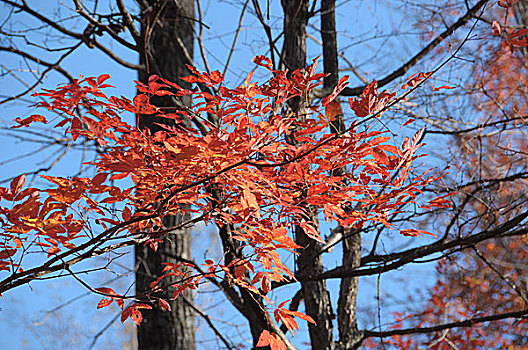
xmin=252 ymin=55 xmax=273 ymax=69
xmin=97 ymin=298 xmax=113 ymax=309
xmin=122 ymin=206 xmax=132 ymax=221
xmin=299 ymin=221 xmax=324 ymax=243
xmin=241 ymin=188 xmax=260 ymax=218
xmin=47 ymin=246 xmax=61 ymax=257
xmin=70 ymin=117 xmax=82 ymax=141
xmin=325 ymin=99 xmax=342 ymax=123
xmin=10 ymin=174 xmax=25 ymax=197
xmin=0 ymin=249 xmax=17 ymax=259
xmin=286 ymin=310 xmax=316 ymax=325
xmin=11 ymin=115 xmax=47 ymax=129
xmin=234 ymin=264 xmax=246 ymax=280
xmin=158 ymin=299 xmax=172 ymax=311
xmin=256 ymin=330 xmax=286 ymax=350
xmin=95 ymin=287 xmax=117 ymax=295
xmin=115 ymin=298 xmax=124 ymax=310
xmin=322 ymin=75 xmax=349 ymax=106
xmin=261 ymin=275 xmax=271 ymax=293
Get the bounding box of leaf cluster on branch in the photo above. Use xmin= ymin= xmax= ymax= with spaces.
xmin=0 ymin=56 xmax=450 ymax=346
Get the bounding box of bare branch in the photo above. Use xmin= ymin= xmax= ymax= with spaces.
xmin=0 ymin=0 xmax=143 ymax=70
xmin=362 ymin=308 xmax=528 ymax=339
xmin=314 ymin=0 xmax=490 ymax=97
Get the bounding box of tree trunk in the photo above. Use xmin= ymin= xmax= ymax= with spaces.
xmin=320 ymin=1 xmax=363 ymax=348
xmin=135 ymin=1 xmax=196 ymax=349
xmin=281 ymin=1 xmax=335 ymax=349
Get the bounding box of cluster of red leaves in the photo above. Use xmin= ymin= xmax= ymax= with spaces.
xmin=0 ymin=57 xmax=449 ymax=342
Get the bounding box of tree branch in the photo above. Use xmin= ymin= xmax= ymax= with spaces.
xmin=314 ymin=0 xmax=489 ymax=98
xmin=362 ymin=308 xmax=528 ymax=339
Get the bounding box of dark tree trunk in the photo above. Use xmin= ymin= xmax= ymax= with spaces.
xmin=337 ymin=230 xmax=362 ymax=349
xmin=281 ymin=1 xmax=335 ymax=349
xmin=135 ymin=1 xmax=196 ymax=349
xmin=320 ymin=1 xmax=363 ymax=348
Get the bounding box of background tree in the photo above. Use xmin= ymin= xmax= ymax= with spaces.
xmin=364 ymin=1 xmax=528 ymax=348
xmin=135 ymin=1 xmax=196 ymax=349
xmin=1 ymin=1 xmax=528 ymax=349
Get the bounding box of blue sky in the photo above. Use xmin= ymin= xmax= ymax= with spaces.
xmin=0 ymin=0 xmax=469 ymax=348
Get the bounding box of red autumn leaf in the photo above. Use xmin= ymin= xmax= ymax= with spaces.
xmin=348 ymin=80 xmax=394 ymax=118
xmin=146 ymin=238 xmax=162 ymax=252
xmin=70 ymin=117 xmax=82 ymax=141
xmin=133 ymin=94 xmax=157 ymax=114
xmin=180 ymin=75 xmax=203 ymax=84
xmin=371 ymin=147 xmax=389 ymax=166
xmin=234 ymin=264 xmax=246 ymax=280
xmin=121 ymin=303 xmax=152 ymax=326
xmin=322 ymin=75 xmax=349 ymax=107
xmin=158 ymin=298 xmax=172 ymax=311
xmin=241 ymin=188 xmax=260 ymax=218
xmin=108 ymin=172 xmax=129 ymax=181
xmin=401 ymin=72 xmax=432 ymax=90
xmin=256 ymin=330 xmax=286 ymax=350
xmin=47 ymin=246 xmax=61 ymax=257
xmin=122 ymin=206 xmax=132 ymax=221
xmin=252 ymin=55 xmax=273 ymax=69
xmin=148 ymin=74 xmax=159 ymax=84
xmin=97 ymin=297 xmax=113 ymax=309
xmin=324 ymin=99 xmax=343 ymax=123
xmin=0 ymin=249 xmax=17 ymax=259
xmin=299 ymin=221 xmax=324 ymax=243
xmin=401 ymin=118 xmax=415 ymax=128
xmin=54 ymin=118 xmax=70 ymax=128
xmin=97 ymin=74 xmax=111 ymax=85
xmin=115 ymin=298 xmax=124 ymax=310
xmin=244 ymin=69 xmax=255 ymax=87
xmin=506 ymin=29 xmax=528 ymax=48
xmin=91 ymin=172 xmax=108 ymax=187
xmin=10 ymin=174 xmax=25 ymax=197
xmin=261 ymin=274 xmax=271 ymax=293
xmin=276 ymin=300 xmax=289 ymax=309
xmin=252 ymin=271 xmax=264 ymax=284
xmin=11 ymin=115 xmax=48 ymax=128
xmin=278 ymin=312 xmax=298 ymax=334
xmin=286 ymin=310 xmax=316 ymax=325
xmin=95 ymin=287 xmax=117 ymax=295
xmin=508 ymin=28 xmax=528 ymax=39
xmin=13 ymin=238 xmax=23 ymax=248
xmin=209 ymin=70 xmax=224 ymax=84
